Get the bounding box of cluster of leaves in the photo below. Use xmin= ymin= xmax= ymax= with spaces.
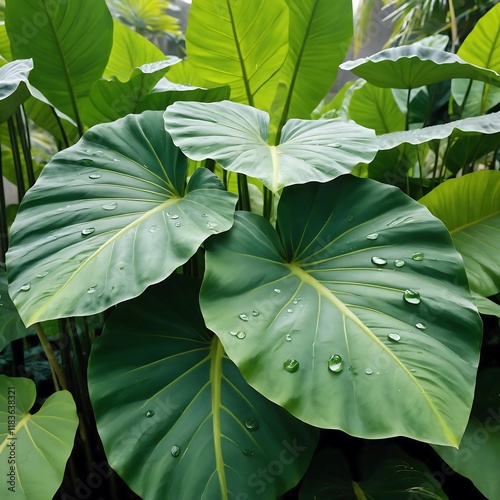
xmin=0 ymin=0 xmax=499 ymax=499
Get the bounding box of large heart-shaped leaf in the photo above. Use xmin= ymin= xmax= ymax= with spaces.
xmin=271 ymin=0 xmax=353 ymax=125
xmin=164 ymin=100 xmax=378 ymax=192
xmin=168 ymin=0 xmax=289 ymax=110
xmin=200 ymin=176 xmax=482 ymax=446
xmin=0 ymin=375 xmax=78 ymax=500
xmin=5 ymin=0 xmax=113 ymax=127
xmin=420 ymin=170 xmax=500 ymax=297
xmin=0 ymin=59 xmax=32 ymax=123
xmin=88 ymin=276 xmax=318 ymax=500
xmin=433 ymin=369 xmax=500 ymax=500
xmin=377 ymin=111 xmax=500 ymax=150
xmin=452 ymin=4 xmax=500 ymax=117
xmin=340 ymin=45 xmax=500 ymax=89
xmin=82 ymin=59 xmax=180 ymax=127
xmin=299 ymin=446 xmax=447 ymax=499
xmin=6 ymin=111 xmax=237 ymax=326
xmin=0 ymin=264 xmax=32 ymax=351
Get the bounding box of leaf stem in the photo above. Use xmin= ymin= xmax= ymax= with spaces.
xmin=7 ymin=116 xmax=26 ymax=201
xmin=34 ymin=323 xmax=67 ymax=390
xmin=263 ymin=186 xmax=273 ymax=221
xmin=15 ymin=107 xmax=35 ymax=188
xmin=237 ymin=173 xmax=251 ymax=212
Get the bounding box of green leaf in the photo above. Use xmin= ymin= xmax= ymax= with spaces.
xmin=6 ymin=111 xmax=237 ymax=326
xmin=272 ymin=0 xmax=353 ymax=124
xmin=0 ymin=59 xmax=32 ymax=123
xmin=377 ymin=111 xmax=500 ymax=150
xmin=0 ymin=375 xmax=78 ymax=500
xmin=0 ymin=264 xmax=32 ymax=352
xmin=452 ymin=4 xmax=500 ymax=117
xmin=446 ymin=133 xmax=500 ymax=174
xmin=169 ymin=0 xmax=289 ymax=109
xmin=136 ymin=78 xmax=231 ymax=113
xmin=0 ymin=22 xmax=12 ymax=63
xmin=5 ymin=0 xmax=113 ymax=125
xmin=300 ymin=445 xmax=447 ymax=499
xmin=420 ymin=170 xmax=500 ymax=297
xmin=472 ymin=293 xmax=500 ymax=318
xmin=433 ymin=369 xmax=500 ymax=500
xmin=103 ymin=20 xmax=166 ymax=81
xmin=348 ymin=80 xmax=405 ymax=134
xmin=340 ymin=45 xmax=500 ymax=89
xmin=88 ymin=276 xmax=318 ymax=500
xmin=200 ymin=176 xmax=482 ymax=446
xmin=164 ymin=100 xmax=378 ymax=192
xmin=81 ymin=59 xmax=180 ymax=127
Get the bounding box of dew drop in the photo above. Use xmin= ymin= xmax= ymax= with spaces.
xmin=229 ymin=331 xmax=238 ymax=336
xmin=410 ymin=369 xmax=416 ymax=373
xmin=274 ymin=288 xmax=281 ymax=294
xmin=394 ymin=259 xmax=406 ymax=268
xmin=88 ymin=173 xmax=101 ymax=179
xmin=252 ymin=309 xmax=259 ymax=317
xmin=371 ymin=256 xmax=387 ymax=266
xmin=365 ymin=368 xmax=373 ymax=375
xmin=236 ymin=331 xmax=246 ymax=340
xmin=403 ymin=289 xmax=421 ymax=305
xmin=412 ymin=252 xmax=425 ymax=261
xmin=366 ymin=233 xmax=379 ymax=240
xmin=388 ymin=333 xmax=401 ymax=342
xmin=81 ymin=227 xmax=95 ymax=236
xmin=242 ymin=449 xmax=254 ymax=457
xmin=19 ymin=283 xmax=31 ymax=292
xmin=201 ymin=213 xmax=208 ymax=218
xmin=245 ymin=417 xmax=259 ymax=432
xmin=36 ymin=271 xmax=49 ymax=278
xmin=175 ymin=222 xmax=181 ymax=227
xmin=145 ymin=410 xmax=155 ymax=418
xmin=287 ymin=308 xmax=293 ymax=314
xmin=171 ymin=445 xmax=181 ymax=457
xmin=347 ymin=214 xmax=355 ymax=222
xmin=239 ymin=313 xmax=249 ymax=321
xmin=388 ymin=216 xmax=413 ymax=227
xmin=170 ymin=214 xmax=179 ymax=220
xmin=415 ymin=322 xmax=427 ymax=330
xmin=283 ymin=359 xmax=299 ymax=373
xmin=80 ymin=159 xmax=94 ymax=166
xmin=285 ymin=333 xmax=292 ymax=342
xmin=87 ymin=286 xmax=97 ymax=294
xmin=206 ymin=221 xmax=216 ymax=230
xmin=328 ymin=354 xmax=343 ymax=373
xmin=149 ymin=225 xmax=158 ymax=233
xmin=102 ymin=201 xmax=117 ymax=211
xmin=293 ymin=299 xmax=299 ymax=305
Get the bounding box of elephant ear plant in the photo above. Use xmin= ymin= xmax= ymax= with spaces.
xmin=2 ymin=0 xmax=496 ymax=498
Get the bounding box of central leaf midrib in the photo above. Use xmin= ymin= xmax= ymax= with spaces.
xmin=210 ymin=338 xmax=227 ymax=500
xmin=287 ymin=263 xmax=457 ymax=446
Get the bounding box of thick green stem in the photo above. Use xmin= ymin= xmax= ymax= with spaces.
xmin=237 ymin=173 xmax=251 ymax=212
xmin=15 ymin=107 xmax=35 ymax=188
xmin=263 ymin=186 xmax=273 ymax=221
xmin=0 ymin=147 xmax=8 ymax=261
xmin=7 ymin=116 xmax=25 ymax=201
xmin=405 ymin=88 xmax=411 ymax=131
xmin=51 ymin=107 xmax=71 ymax=149
xmin=34 ymin=323 xmax=67 ymax=390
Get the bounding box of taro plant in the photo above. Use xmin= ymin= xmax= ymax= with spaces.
xmin=1 ymin=0 xmax=499 ymax=499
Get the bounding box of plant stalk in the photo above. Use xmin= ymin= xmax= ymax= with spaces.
xmin=34 ymin=323 xmax=67 ymax=390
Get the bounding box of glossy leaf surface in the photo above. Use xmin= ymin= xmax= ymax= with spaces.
xmin=6 ymin=111 xmax=237 ymax=326
xmin=88 ymin=277 xmax=318 ymax=500
xmin=201 ymin=176 xmax=482 ymax=446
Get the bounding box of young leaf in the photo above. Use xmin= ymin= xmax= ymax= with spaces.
xmin=0 ymin=375 xmax=78 ymax=500
xmin=0 ymin=58 xmax=32 ymax=123
xmin=88 ymin=276 xmax=318 ymax=500
xmin=340 ymin=45 xmax=500 ymax=89
xmin=200 ymin=176 xmax=482 ymax=446
xmin=6 ymin=111 xmax=237 ymax=326
xmin=420 ymin=171 xmax=500 ymax=297
xmin=164 ymin=100 xmax=378 ymax=192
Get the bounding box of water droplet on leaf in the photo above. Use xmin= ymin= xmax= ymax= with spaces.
xmin=242 ymin=449 xmax=254 ymax=457
xmin=287 ymin=308 xmax=293 ymax=314
xmin=102 ymin=201 xmax=117 ymax=211
xmin=201 ymin=213 xmax=208 ymax=218
xmin=388 ymin=333 xmax=401 ymax=342
xmin=371 ymin=256 xmax=387 ymax=266
xmin=236 ymin=331 xmax=246 ymax=339
xmin=283 ymin=359 xmax=299 ymax=373
xmin=171 ymin=445 xmax=181 ymax=457
xmin=347 ymin=214 xmax=355 ymax=222
xmin=87 ymin=286 xmax=97 ymax=294
xmin=81 ymin=227 xmax=95 ymax=236
xmin=88 ymin=173 xmax=101 ymax=179
xmin=239 ymin=313 xmax=249 ymax=321
xmin=19 ymin=283 xmax=31 ymax=292
xmin=170 ymin=214 xmax=179 ymax=220
xmin=403 ymin=289 xmax=421 ymax=305
xmin=365 ymin=368 xmax=373 ymax=375
xmin=245 ymin=418 xmax=259 ymax=431
xmin=366 ymin=233 xmax=379 ymax=240
xmin=175 ymin=222 xmax=181 ymax=227
xmin=252 ymin=309 xmax=259 ymax=317
xmin=394 ymin=259 xmax=406 ymax=268
xmin=285 ymin=333 xmax=292 ymax=342
xmin=80 ymin=159 xmax=94 ymax=166
xmin=274 ymin=288 xmax=281 ymax=294
xmin=412 ymin=252 xmax=425 ymax=261
xmin=328 ymin=354 xmax=343 ymax=373
xmin=145 ymin=410 xmax=155 ymax=418
xmin=149 ymin=225 xmax=158 ymax=233
xmin=36 ymin=272 xmax=49 ymax=278
xmin=415 ymin=322 xmax=427 ymax=330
